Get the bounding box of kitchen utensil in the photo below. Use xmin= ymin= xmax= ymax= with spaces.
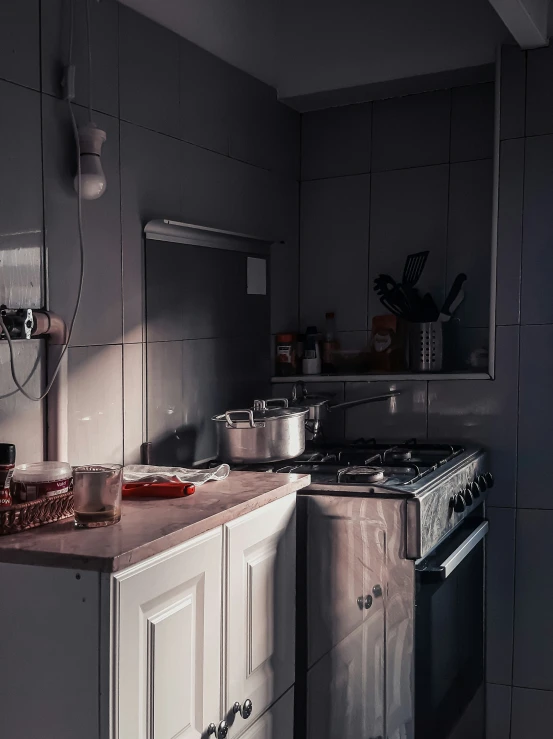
xmin=374 ymin=274 xmax=412 ymax=318
xmin=212 ymin=399 xmax=308 ymax=463
xmin=409 ymin=322 xmax=443 ymax=371
xmin=122 ymin=481 xmax=196 ymax=498
xmin=439 ymin=273 xmax=467 ymax=321
xmin=402 ymin=251 xmax=429 ymax=287
xmin=291 ymin=381 xmax=401 ymax=440
xmin=421 ymin=293 xmax=440 ymax=322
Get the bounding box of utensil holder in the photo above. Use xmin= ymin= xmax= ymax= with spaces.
xmin=409 ymin=322 xmax=443 ymax=372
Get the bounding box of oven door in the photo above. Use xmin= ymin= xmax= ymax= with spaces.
xmin=415 ymin=518 xmax=488 ymax=739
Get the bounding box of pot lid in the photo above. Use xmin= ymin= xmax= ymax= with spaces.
xmin=212 ymin=399 xmax=308 ymax=423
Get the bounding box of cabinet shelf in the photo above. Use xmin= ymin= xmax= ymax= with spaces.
xmin=271 ymin=372 xmax=491 ymax=383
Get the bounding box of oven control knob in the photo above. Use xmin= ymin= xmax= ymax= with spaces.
xmin=471 ymin=480 xmax=481 ymax=497
xmin=463 ymin=485 xmax=473 ymax=506
xmin=484 ymin=472 xmax=494 ymax=488
xmin=477 ymin=475 xmax=487 ymax=492
xmin=453 ymin=493 xmax=466 ymax=513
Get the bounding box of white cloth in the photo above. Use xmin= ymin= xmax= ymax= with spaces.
xmin=123 ymin=464 xmax=230 ymax=485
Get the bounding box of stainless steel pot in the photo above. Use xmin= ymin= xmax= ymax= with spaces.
xmin=291 ymin=381 xmax=401 ymax=440
xmin=212 ymin=399 xmax=308 ymax=464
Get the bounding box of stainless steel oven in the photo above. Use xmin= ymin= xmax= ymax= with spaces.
xmin=415 ymin=517 xmax=488 ymax=739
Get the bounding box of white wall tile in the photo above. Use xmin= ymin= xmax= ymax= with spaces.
xmin=525 ymin=45 xmax=553 ymax=137
xmin=0 ymin=341 xmax=44 ymax=463
xmin=345 ymin=381 xmax=427 ymax=441
xmin=369 ymin=165 xmax=449 ymax=321
xmin=300 ymin=175 xmax=370 ymax=332
xmin=518 ymin=324 xmax=553 ymax=509
xmin=450 ymin=82 xmax=494 ymax=163
xmin=120 ymin=122 xmax=183 ymax=343
xmin=513 ymin=510 xmax=553 ymax=690
xmin=41 ymin=0 xmax=119 ymax=116
xmin=119 ymin=4 xmax=179 ymax=137
xmin=486 ymin=508 xmax=516 ymax=686
xmin=43 ymin=96 xmax=122 ymax=346
xmin=372 ymin=90 xmax=450 ymax=172
xmin=521 ymin=134 xmax=553 ymax=325
xmin=446 ymin=159 xmax=493 ymax=328
xmin=511 ymin=687 xmax=553 ymax=739
xmin=500 ymin=45 xmax=526 ymax=140
xmin=496 ymin=139 xmax=524 ymax=327
xmin=428 ymin=326 xmax=519 ymax=507
xmin=123 ymin=343 xmax=144 ymax=465
xmin=67 ymin=344 xmax=123 ymax=465
xmin=0 ymin=0 xmax=40 ymax=90
xmin=486 ymin=683 xmax=511 ymax=739
xmin=301 ymin=103 xmax=372 ymax=180
xmin=0 ymin=80 xmax=43 ymax=310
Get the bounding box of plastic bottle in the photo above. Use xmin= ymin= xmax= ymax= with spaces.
xmin=322 ymin=312 xmax=338 ymax=372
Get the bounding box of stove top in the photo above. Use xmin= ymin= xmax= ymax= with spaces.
xmin=234 ymin=440 xmax=471 ymax=495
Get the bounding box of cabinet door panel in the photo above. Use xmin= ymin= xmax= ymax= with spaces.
xmin=238 ymin=688 xmax=294 ymax=739
xmin=114 ymin=528 xmax=222 ymax=739
xmin=225 ymin=494 xmax=296 ymax=729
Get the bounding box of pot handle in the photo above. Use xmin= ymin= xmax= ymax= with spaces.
xmin=264 ymin=398 xmax=289 ymax=408
xmin=225 ymin=410 xmax=257 ymax=429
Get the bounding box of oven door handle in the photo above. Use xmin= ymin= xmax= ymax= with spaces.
xmin=418 ymin=521 xmax=488 ymax=581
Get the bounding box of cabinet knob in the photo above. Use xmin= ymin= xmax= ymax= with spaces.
xmin=233 ymin=699 xmax=253 ymax=720
xmin=207 ymin=721 xmax=229 ymax=738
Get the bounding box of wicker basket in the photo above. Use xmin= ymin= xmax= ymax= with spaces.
xmin=0 ymin=492 xmax=74 ymax=535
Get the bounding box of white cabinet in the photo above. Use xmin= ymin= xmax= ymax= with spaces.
xmin=113 ymin=494 xmax=296 ymax=739
xmin=114 ymin=527 xmax=223 ymax=739
xmin=225 ymin=494 xmax=296 ymax=731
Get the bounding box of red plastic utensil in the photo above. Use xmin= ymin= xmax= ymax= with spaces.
xmin=122 ymin=481 xmax=196 ymax=498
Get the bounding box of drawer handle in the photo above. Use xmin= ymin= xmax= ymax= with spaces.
xmin=233 ymin=699 xmax=253 ymax=719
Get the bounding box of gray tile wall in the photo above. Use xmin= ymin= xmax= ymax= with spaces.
xmin=298 ymin=45 xmax=553 ymax=739
xmin=0 ymin=0 xmax=300 ymax=465
xmin=299 ymin=80 xmax=495 ymax=359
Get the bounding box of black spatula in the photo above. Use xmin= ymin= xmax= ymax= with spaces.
xmin=402 ymin=251 xmax=429 ymax=287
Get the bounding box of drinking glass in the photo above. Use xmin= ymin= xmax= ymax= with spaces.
xmin=73 ymin=464 xmax=122 ymax=528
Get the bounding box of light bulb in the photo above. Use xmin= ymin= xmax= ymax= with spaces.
xmin=73 ymin=122 xmax=107 ymax=200
xmin=74 ymin=154 xmax=106 ymax=200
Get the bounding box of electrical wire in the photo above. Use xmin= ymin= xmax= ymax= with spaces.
xmin=0 ymin=0 xmax=86 ymax=402
xmin=85 ymin=0 xmax=93 ymax=123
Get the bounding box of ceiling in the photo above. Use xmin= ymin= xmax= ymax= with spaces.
xmin=119 ymin=0 xmax=517 ymax=101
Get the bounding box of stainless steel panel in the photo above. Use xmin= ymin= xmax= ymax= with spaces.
xmin=406 ymin=451 xmax=489 ymax=559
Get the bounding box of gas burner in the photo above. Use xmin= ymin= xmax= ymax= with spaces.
xmin=337 ymin=466 xmax=385 ymax=484
xmin=386 ymin=449 xmax=412 ymax=462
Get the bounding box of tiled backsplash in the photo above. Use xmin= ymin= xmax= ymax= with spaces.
xmin=299 ymin=82 xmax=494 ymax=369
xmin=0 ymin=0 xmax=299 ymax=466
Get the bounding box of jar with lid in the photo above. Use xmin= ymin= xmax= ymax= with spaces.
xmin=12 ymin=462 xmax=73 ymax=503
xmin=275 ymin=333 xmax=297 ymax=376
xmin=0 ymin=443 xmax=16 ymax=508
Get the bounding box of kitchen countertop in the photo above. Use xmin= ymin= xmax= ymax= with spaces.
xmin=0 ymin=471 xmax=310 ymax=573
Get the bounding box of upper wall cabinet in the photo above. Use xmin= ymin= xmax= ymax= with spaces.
xmin=281 ymin=76 xmax=498 ymax=384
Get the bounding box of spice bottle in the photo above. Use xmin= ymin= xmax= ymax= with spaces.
xmin=0 ymin=443 xmax=16 ymax=508
xmin=275 ymin=333 xmax=297 ymax=376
